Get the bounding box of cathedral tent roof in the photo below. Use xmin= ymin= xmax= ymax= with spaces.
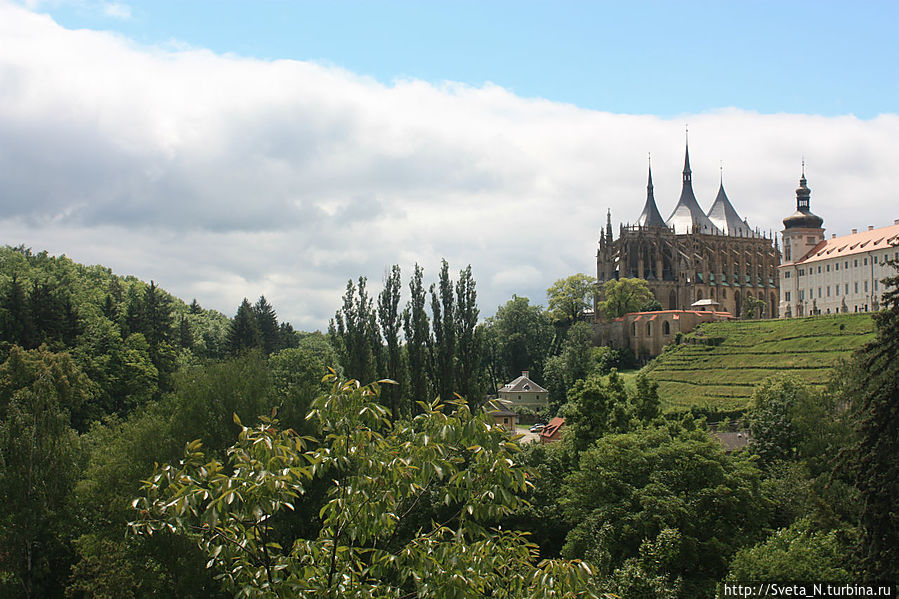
xmin=707 ymin=180 xmax=756 ymax=237
xmin=665 ymin=144 xmax=720 ymax=235
xmin=637 ymin=163 xmax=667 ymax=228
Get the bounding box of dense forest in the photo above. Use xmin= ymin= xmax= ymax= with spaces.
xmin=0 ymin=245 xmax=896 ymax=598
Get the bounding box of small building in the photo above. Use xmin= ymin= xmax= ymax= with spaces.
xmin=486 ymin=399 xmax=519 ymax=432
xmin=498 ymin=371 xmax=549 ymax=409
xmin=540 ymin=417 xmax=565 ymax=444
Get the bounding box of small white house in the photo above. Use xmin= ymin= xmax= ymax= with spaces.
xmin=498 ymin=371 xmax=548 ymax=409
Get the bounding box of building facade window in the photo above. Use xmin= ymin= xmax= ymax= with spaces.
xmin=785 ymin=291 xmax=791 ymax=301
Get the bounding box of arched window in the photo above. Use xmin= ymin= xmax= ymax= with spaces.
xmin=663 ymin=321 xmax=671 ymax=335
xmin=646 ymin=322 xmax=651 ymax=335
xmin=632 ymin=322 xmax=636 ymax=336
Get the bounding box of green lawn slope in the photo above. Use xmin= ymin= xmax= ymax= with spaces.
xmin=642 ymin=313 xmax=875 ymax=413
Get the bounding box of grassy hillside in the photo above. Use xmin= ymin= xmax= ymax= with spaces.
xmin=642 ymin=313 xmax=876 ymax=413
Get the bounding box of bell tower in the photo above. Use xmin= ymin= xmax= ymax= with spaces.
xmin=781 ymin=163 xmax=824 ymax=264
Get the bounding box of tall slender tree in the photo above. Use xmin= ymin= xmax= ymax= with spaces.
xmin=403 ymin=264 xmax=430 ymax=412
xmin=330 ymin=278 xmax=378 ymax=383
xmin=429 ymin=260 xmax=456 ymax=402
xmin=454 ymin=265 xmax=483 ymax=405
xmin=378 ymin=265 xmax=404 ymax=418
xmin=0 ymin=274 xmax=34 ymax=348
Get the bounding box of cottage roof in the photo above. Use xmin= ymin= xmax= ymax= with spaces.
xmin=790 ymin=222 xmax=899 ymax=265
xmin=499 ymin=372 xmax=548 ymax=394
xmin=540 ymin=417 xmax=565 ymax=439
xmin=485 ymin=399 xmax=517 ymax=418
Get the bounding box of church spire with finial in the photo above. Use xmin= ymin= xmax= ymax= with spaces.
xmin=606 ymin=208 xmax=613 ymax=241
xmin=683 ymin=126 xmax=692 ymax=184
xmin=637 ymin=153 xmax=666 ymax=228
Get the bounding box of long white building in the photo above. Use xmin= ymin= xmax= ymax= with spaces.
xmin=779 ymin=169 xmax=899 ymax=317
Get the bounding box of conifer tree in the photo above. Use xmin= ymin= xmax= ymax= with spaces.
xmin=121 ymin=286 xmax=144 ymax=339
xmin=253 ymin=295 xmax=280 ymax=355
xmin=142 ymin=281 xmax=173 ymax=349
xmin=178 ymin=315 xmax=193 ymax=350
xmin=227 ymin=298 xmax=262 ymax=355
xmin=278 ymin=322 xmax=299 ymax=349
xmin=188 ymin=298 xmax=203 ymax=314
xmin=330 ymin=278 xmax=378 ymax=383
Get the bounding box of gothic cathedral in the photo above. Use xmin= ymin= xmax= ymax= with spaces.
xmin=596 ymin=143 xmax=781 ymax=318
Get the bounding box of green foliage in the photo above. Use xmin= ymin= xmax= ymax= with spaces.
xmin=547 ymin=273 xmax=597 ymax=325
xmin=454 ymin=265 xmax=483 ymax=406
xmin=746 ymin=376 xmax=815 ymax=465
xmin=228 ymin=298 xmax=263 ymax=355
xmin=843 ymin=259 xmax=899 ymax=580
xmin=728 ymin=518 xmax=852 ymax=582
xmin=377 ymin=265 xmax=404 ymax=417
xmin=131 ymin=375 xmax=606 ymax=598
xmin=253 ymin=295 xmax=281 ymax=355
xmin=429 ymin=259 xmax=456 ymax=403
xmin=0 ymin=346 xmax=88 ymax=597
xmin=484 ymin=295 xmax=554 ymax=392
xmin=560 ymin=425 xmax=769 ymax=597
xmin=598 ymin=278 xmax=654 ymax=319
xmin=564 ymin=371 xmax=631 ymax=450
xmin=403 ymin=263 xmax=431 ymax=411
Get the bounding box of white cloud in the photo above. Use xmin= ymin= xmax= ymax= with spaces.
xmin=1 ymin=1 xmax=897 ymax=330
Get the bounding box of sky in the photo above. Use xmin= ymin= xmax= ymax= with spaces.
xmin=1 ymin=0 xmax=898 ymax=330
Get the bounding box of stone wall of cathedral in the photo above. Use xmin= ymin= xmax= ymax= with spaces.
xmin=596 ymin=225 xmax=780 ymax=319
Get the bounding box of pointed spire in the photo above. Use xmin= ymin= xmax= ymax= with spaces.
xmin=666 ymin=133 xmax=719 ymax=234
xmin=606 ymin=208 xmax=613 ymax=241
xmin=683 ymin=131 xmax=692 ymax=184
xmin=637 ymin=154 xmax=666 ymax=228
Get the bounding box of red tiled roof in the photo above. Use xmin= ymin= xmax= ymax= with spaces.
xmin=788 ymin=222 xmax=899 ymax=266
xmin=540 ymin=417 xmax=565 ymax=439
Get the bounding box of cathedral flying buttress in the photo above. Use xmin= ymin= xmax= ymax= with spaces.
xmin=596 ymin=142 xmax=781 ymax=319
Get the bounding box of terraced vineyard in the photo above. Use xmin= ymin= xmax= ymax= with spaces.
xmin=642 ymin=313 xmax=876 ymax=412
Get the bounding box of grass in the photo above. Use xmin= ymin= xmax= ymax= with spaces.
xmin=641 ymin=313 xmax=875 ymax=413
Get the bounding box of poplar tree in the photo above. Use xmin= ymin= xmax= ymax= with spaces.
xmin=454 ymin=265 xmax=483 ymax=405
xmin=329 ymin=278 xmax=377 ymax=383
xmin=378 ymin=265 xmax=403 ymax=418
xmin=403 ymin=264 xmax=430 ymax=412
xmin=429 ymin=260 xmax=455 ymax=402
